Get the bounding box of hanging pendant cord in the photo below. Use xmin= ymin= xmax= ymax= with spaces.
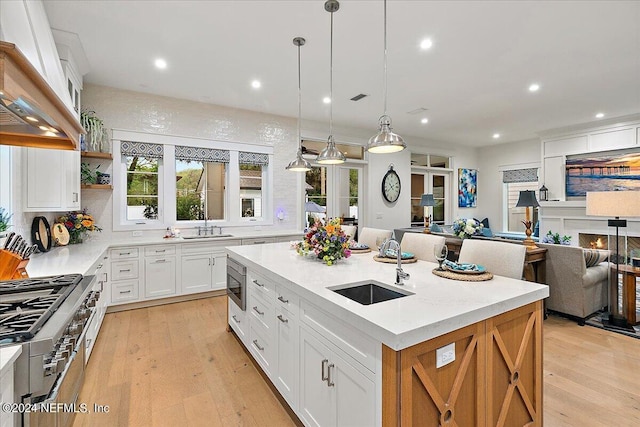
xmin=383 ymin=0 xmax=388 ymax=116
xmin=297 ymin=42 xmax=302 ymax=152
xmin=329 ymin=9 xmax=334 ymax=137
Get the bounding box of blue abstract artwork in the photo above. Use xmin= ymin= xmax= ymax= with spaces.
xmin=458 ymin=168 xmax=477 ymax=208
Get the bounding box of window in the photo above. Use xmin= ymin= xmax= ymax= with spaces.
xmin=410 ymin=152 xmax=453 ymax=226
xmin=304 ymin=164 xmax=362 ymax=227
xmin=240 ymin=164 xmax=263 ymax=218
xmin=502 ymin=167 xmax=539 ymax=232
xmin=176 ymin=160 xmax=226 ymax=221
xmin=125 ymin=155 xmax=159 ymax=221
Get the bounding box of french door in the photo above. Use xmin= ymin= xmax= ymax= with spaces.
xmin=304 ymin=164 xmax=363 ymax=227
xmin=411 ymin=170 xmax=451 ymax=226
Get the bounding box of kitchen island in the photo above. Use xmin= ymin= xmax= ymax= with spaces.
xmin=226 ymin=242 xmax=548 ymax=427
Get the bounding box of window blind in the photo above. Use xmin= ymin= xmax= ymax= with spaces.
xmin=175 ymin=145 xmax=230 ymax=163
xmin=120 ymin=141 xmax=164 ymax=159
xmin=239 ymin=151 xmax=269 ymax=166
xmin=503 ymin=168 xmax=538 ymax=183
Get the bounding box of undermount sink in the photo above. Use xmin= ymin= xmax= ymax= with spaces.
xmin=329 ymin=280 xmax=413 ymax=305
xmin=182 ymin=234 xmax=234 ymax=239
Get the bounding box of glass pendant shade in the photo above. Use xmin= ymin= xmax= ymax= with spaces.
xmin=286 ymin=149 xmax=311 ymax=171
xmin=367 ymin=115 xmax=406 ymax=153
xmin=317 ymin=135 xmax=345 ymax=164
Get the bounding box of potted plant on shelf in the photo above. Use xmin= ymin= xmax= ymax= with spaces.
xmin=0 ymin=207 xmax=12 ymax=246
xmin=80 ymin=110 xmax=107 ymax=152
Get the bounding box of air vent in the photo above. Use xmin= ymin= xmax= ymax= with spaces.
xmin=350 ymin=93 xmax=368 ymax=101
xmin=407 ymin=107 xmax=428 ymax=115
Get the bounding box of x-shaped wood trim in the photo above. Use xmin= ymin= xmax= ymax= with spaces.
xmin=411 ymin=335 xmax=479 ymax=426
xmin=492 ymin=312 xmax=537 ymax=426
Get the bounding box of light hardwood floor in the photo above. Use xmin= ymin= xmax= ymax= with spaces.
xmin=72 ymin=297 xmax=640 ymax=427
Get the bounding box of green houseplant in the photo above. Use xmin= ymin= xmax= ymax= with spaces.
xmin=80 ymin=110 xmax=105 ymax=152
xmin=0 ymin=207 xmax=12 ymax=233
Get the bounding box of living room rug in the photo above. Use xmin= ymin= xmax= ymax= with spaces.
xmin=584 ymin=281 xmax=640 ymax=339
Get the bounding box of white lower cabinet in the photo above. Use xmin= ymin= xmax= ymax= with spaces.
xmin=144 ymin=256 xmax=176 ymax=298
xmin=228 ymin=297 xmax=248 ymax=346
xmin=299 ymin=325 xmax=375 ymax=427
xmin=181 ymin=241 xmax=239 ymax=293
xmin=275 ymin=306 xmax=298 ymax=411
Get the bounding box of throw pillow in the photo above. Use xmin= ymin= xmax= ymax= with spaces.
xmin=430 ymin=223 xmax=442 ymax=233
xmin=583 ymin=249 xmax=610 ymax=267
xmin=481 ymin=227 xmax=493 ymax=237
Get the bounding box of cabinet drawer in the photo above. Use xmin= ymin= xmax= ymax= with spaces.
xmin=250 ymin=322 xmax=275 ymax=378
xmin=300 ymin=300 xmax=378 ymax=373
xmin=249 ymin=290 xmax=275 ymax=336
xmin=144 ymin=245 xmax=176 ymax=256
xmin=275 ymin=284 xmax=299 ymax=316
xmin=248 ymin=270 xmax=275 ymax=299
xmin=111 ymin=280 xmax=139 ymax=303
xmin=241 ymin=237 xmax=276 ymax=245
xmin=228 ymin=297 xmax=248 ymax=345
xmin=111 ymin=247 xmax=139 ymax=259
xmin=111 ymin=260 xmax=139 ymax=280
xmin=182 ymin=240 xmax=241 ymax=254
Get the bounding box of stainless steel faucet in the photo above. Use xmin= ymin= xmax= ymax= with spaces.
xmin=379 ymin=238 xmax=410 ymax=286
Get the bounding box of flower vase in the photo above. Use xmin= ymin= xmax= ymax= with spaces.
xmin=69 ymin=231 xmax=85 ymax=244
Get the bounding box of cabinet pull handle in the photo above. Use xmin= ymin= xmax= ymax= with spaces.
xmin=327 ymin=363 xmax=335 ymax=387
xmin=212 ymin=258 xmax=215 ymax=265
xmin=252 ymin=306 xmax=264 ymax=316
xmin=97 ymin=263 xmax=103 ymax=269
xmin=277 ymin=296 xmax=289 ymax=304
xmin=120 ymin=252 xmax=131 ymax=256
xmin=277 ymin=314 xmax=288 ymax=323
xmin=253 ymin=241 xmax=266 ymax=244
xmin=321 ymin=359 xmax=329 ymax=382
xmin=232 ymin=315 xmax=240 ymax=323
xmin=253 ymin=339 xmax=264 ymax=351
xmin=253 ymin=279 xmax=264 ymax=287
xmin=120 ymin=269 xmax=130 ymax=272
xmin=154 ymin=259 xmax=166 ymax=263
xmin=120 ymin=290 xmax=131 ymax=294
xmin=155 ymin=249 xmax=166 ymax=253
xmin=73 ymin=192 xmax=78 ymax=202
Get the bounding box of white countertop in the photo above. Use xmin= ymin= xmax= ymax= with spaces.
xmin=0 ymin=345 xmax=22 ymax=377
xmin=24 ymin=230 xmax=303 ymax=278
xmin=226 ymin=242 xmax=549 ymax=351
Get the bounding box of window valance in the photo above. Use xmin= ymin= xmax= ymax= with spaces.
xmin=121 ymin=141 xmax=164 ymax=159
xmin=239 ymin=151 xmax=269 ymax=166
xmin=175 ymin=146 xmax=230 ymax=163
xmin=503 ymin=168 xmax=538 ymax=183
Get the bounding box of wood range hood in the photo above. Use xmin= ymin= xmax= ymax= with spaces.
xmin=0 ymin=41 xmax=84 ymax=150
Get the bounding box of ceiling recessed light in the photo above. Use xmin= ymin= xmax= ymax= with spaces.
xmin=251 ymin=80 xmax=261 ymax=89
xmin=154 ymin=58 xmax=167 ymax=69
xmin=528 ymin=83 xmax=540 ymax=92
xmin=38 ymin=125 xmax=49 ymax=131
xmin=323 ymin=97 xmax=331 ymax=104
xmin=493 ymin=133 xmax=500 ymax=139
xmin=420 ymin=38 xmax=433 ymax=50
xmin=595 ymin=112 xmax=604 ymax=119
xmin=25 ymin=116 xmax=38 ymax=122
xmin=421 ymin=118 xmax=429 ymax=124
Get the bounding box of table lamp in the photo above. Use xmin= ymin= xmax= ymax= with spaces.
xmin=420 ymin=194 xmax=435 ymax=233
xmin=586 ymin=190 xmax=640 ymax=329
xmin=515 ymin=190 xmax=540 ymax=249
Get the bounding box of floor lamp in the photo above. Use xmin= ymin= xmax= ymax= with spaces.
xmin=586 ymin=190 xmax=640 ymax=329
xmin=420 ymin=194 xmax=435 ymax=233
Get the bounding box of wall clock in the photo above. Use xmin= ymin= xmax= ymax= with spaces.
xmin=382 ymin=165 xmax=401 ymax=203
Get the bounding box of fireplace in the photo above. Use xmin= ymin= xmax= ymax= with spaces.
xmin=578 ymin=233 xmax=640 ymax=264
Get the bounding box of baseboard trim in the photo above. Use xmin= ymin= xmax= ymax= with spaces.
xmin=106 ymin=289 xmax=226 ymax=313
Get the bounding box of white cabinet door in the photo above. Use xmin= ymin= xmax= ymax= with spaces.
xmin=144 ymin=256 xmax=176 ymax=298
xmin=275 ymin=307 xmax=298 ymax=411
xmin=25 ymin=148 xmax=79 ymax=211
xmin=181 ymin=254 xmax=212 ymax=294
xmin=299 ymin=326 xmax=334 ymax=427
xmin=211 ymin=251 xmax=227 ymax=291
xmin=333 ymin=350 xmax=375 ymax=427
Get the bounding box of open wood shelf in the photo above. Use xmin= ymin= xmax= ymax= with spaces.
xmin=81 ymin=184 xmax=112 ymax=190
xmin=81 ymin=151 xmax=112 ymax=160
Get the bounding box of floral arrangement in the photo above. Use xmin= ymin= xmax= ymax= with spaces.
xmin=295 ymin=218 xmax=351 ymax=266
xmin=55 ymin=209 xmax=102 ymax=244
xmin=541 ymin=230 xmax=571 ymax=245
xmin=452 ymin=217 xmax=483 ymax=239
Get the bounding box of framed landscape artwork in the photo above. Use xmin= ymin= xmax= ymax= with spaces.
xmin=565 ymin=151 xmax=640 ymax=197
xmin=458 ymin=168 xmax=477 ymax=208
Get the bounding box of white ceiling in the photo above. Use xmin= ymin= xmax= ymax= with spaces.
xmin=43 ymin=0 xmax=640 ymax=148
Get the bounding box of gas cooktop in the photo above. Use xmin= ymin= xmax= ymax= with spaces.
xmin=0 ymin=274 xmax=83 ymax=342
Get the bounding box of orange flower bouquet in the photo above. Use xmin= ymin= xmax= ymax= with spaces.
xmin=55 ymin=209 xmax=102 ymax=244
xmin=295 ymin=218 xmax=351 ymax=266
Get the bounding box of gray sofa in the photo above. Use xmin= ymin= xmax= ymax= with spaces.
xmin=539 ymin=243 xmax=609 ymax=324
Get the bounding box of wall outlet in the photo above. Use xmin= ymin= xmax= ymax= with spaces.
xmin=132 ymin=231 xmax=143 ymax=237
xmin=436 ymin=343 xmax=455 ymax=368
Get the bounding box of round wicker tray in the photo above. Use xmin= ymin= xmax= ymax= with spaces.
xmin=349 ymin=247 xmax=372 ymax=254
xmin=373 ymin=255 xmax=418 ymax=264
xmin=432 ymin=268 xmax=493 ymax=281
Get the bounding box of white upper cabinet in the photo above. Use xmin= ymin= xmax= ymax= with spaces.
xmin=52 ymin=29 xmax=90 ymax=121
xmin=24 ymin=148 xmax=80 ymax=211
xmin=0 ymin=0 xmax=75 ymax=115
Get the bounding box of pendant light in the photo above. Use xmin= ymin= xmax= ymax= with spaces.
xmin=286 ymin=37 xmax=312 ymax=172
xmin=366 ymin=0 xmax=406 ymax=154
xmin=317 ymin=0 xmax=346 ymax=165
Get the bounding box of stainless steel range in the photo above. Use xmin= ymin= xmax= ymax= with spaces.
xmin=0 ymin=274 xmax=98 ymax=427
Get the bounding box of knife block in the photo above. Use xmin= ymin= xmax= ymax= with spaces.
xmin=0 ymin=249 xmax=29 ymax=280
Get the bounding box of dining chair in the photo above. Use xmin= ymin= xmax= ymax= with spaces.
xmin=341 ymin=225 xmax=357 ymax=239
xmin=400 ymin=232 xmax=446 ymax=262
xmin=358 ymin=227 xmax=393 ymax=249
xmin=458 ymin=239 xmax=526 ymax=279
